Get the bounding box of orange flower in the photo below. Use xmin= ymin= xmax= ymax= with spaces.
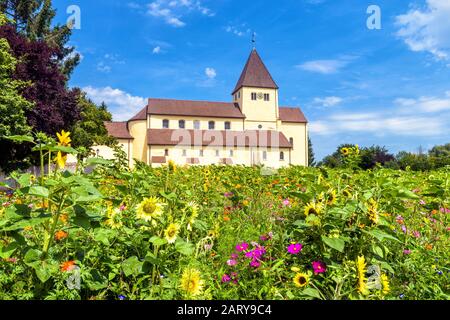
xmin=55 ymin=230 xmax=68 ymax=241
xmin=425 ymin=244 xmax=433 ymax=250
xmin=60 ymin=260 xmax=76 ymax=272
xmin=59 ymin=214 xmax=69 ymax=224
xmin=223 ymin=216 xmax=231 ymax=222
xmin=431 ymin=210 xmax=438 ymax=215
xmin=24 ymin=226 xmax=33 ymax=232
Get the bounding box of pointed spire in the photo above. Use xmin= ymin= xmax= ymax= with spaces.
xmin=232 ymin=49 xmax=278 ymax=95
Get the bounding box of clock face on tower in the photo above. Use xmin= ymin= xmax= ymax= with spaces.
xmin=257 ymin=92 xmax=264 ymax=100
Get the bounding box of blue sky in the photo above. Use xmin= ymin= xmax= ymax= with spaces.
xmin=52 ymin=0 xmax=450 ymax=160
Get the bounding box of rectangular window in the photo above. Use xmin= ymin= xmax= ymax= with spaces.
xmin=194 ymin=120 xmax=200 ymax=130
xmin=209 ymin=121 xmax=215 ymax=130
xmin=182 ymin=150 xmax=187 ymax=157
xmin=280 ymin=152 xmax=285 ymax=161
xmin=199 ymin=150 xmax=204 ymax=157
xmin=163 ymin=119 xmax=169 ymax=128
xmin=263 ymin=151 xmax=267 ymax=161
xmin=179 ymin=120 xmax=185 ymax=129
xmin=230 ymin=150 xmax=234 ymax=157
xmin=224 ymin=122 xmax=231 ymax=130
xmin=215 ymin=150 xmax=220 ymax=157
xmin=264 ymin=93 xmax=270 ymax=101
xmin=165 ymin=149 xmax=169 ymax=156
xmin=251 ymin=92 xmax=257 ymax=100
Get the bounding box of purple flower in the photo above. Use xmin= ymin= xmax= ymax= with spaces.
xmin=401 ymin=225 xmax=407 ymax=233
xmin=312 ymin=261 xmax=327 ymax=274
xmin=245 ymin=248 xmax=265 ymax=259
xmin=403 ymin=249 xmax=411 ymax=255
xmin=118 ymin=295 xmax=126 ymax=300
xmin=250 ymin=259 xmax=260 ymax=268
xmin=222 ymin=274 xmax=231 ymax=283
xmin=399 ymin=294 xmax=405 ymax=299
xmin=236 ymin=242 xmax=249 ymax=252
xmin=287 ymin=243 xmax=303 ymax=255
xmin=227 ymin=259 xmax=238 ymax=266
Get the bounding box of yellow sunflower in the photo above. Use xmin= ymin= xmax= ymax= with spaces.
xmin=381 ymin=273 xmax=390 ymax=295
xmin=105 ymin=207 xmax=123 ymax=229
xmin=304 ymin=202 xmax=321 ymax=217
xmin=342 ymin=189 xmax=352 ymax=198
xmin=186 ymin=201 xmax=199 ymax=231
xmin=356 ymin=256 xmax=368 ymax=295
xmin=367 ymin=199 xmax=379 ymax=225
xmin=136 ymin=197 xmax=165 ymax=223
xmin=293 ymin=273 xmax=310 ymax=288
xmin=165 ymin=223 xmax=180 ymax=244
xmin=341 ymin=147 xmax=350 ymax=156
xmin=180 ymin=268 xmax=204 ymax=296
xmin=55 ymin=151 xmax=67 ymax=169
xmin=168 ymin=160 xmax=177 ymax=173
xmin=56 ymin=130 xmax=71 ymax=146
xmin=327 ymin=189 xmax=337 ymax=206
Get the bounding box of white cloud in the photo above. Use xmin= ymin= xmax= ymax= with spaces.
xmin=146 ymin=0 xmax=214 ymax=27
xmin=296 ymin=59 xmax=350 ymax=74
xmin=96 ymin=62 xmax=111 ymax=73
xmin=127 ymin=2 xmax=142 ymax=9
xmin=313 ymin=96 xmax=343 ymax=107
xmin=83 ymin=86 xmax=146 ymax=121
xmin=153 ymin=46 xmax=162 ymax=54
xmin=396 ymin=0 xmax=450 ymax=60
xmin=395 ymin=94 xmax=450 ymax=112
xmin=225 ymin=24 xmax=251 ymax=37
xmin=205 ymin=67 xmax=216 ymax=79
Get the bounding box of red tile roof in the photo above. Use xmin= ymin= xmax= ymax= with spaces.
xmin=232 ymin=49 xmax=279 ymax=94
xmin=144 ymin=98 xmax=245 ymax=119
xmin=129 ymin=106 xmax=148 ymax=121
xmin=279 ymin=107 xmax=308 ymax=123
xmin=147 ymin=129 xmax=292 ymax=148
xmin=104 ymin=122 xmax=133 ymax=139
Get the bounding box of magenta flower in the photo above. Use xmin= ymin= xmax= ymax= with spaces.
xmin=260 ymin=235 xmax=269 ymax=241
xmin=222 ymin=274 xmax=231 ymax=283
xmin=224 ymin=192 xmax=234 ymax=198
xmin=227 ymin=259 xmax=238 ymax=266
xmin=282 ymin=199 xmax=291 ymax=207
xmin=231 ymin=253 xmax=239 ymax=259
xmin=287 ymin=243 xmax=303 ymax=255
xmin=312 ymin=261 xmax=327 ymax=274
xmin=245 ymin=247 xmax=266 ymax=259
xmin=250 ymin=259 xmax=260 ymax=268
xmin=403 ymin=249 xmax=412 ymax=255
xmin=236 ymin=242 xmax=249 ymax=252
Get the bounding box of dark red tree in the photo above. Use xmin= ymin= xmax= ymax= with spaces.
xmin=0 ymin=24 xmax=80 ymax=135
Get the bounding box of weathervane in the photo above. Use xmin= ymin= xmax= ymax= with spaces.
xmin=252 ymin=32 xmax=256 ymax=50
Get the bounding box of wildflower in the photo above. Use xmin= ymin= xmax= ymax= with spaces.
xmin=403 ymin=249 xmax=411 ymax=255
xmin=356 ymin=256 xmax=368 ymax=295
xmin=55 ymin=151 xmax=68 ymax=169
xmin=236 ymin=242 xmax=249 ymax=252
xmin=180 ymin=268 xmax=204 ymax=296
xmin=60 ymin=260 xmax=76 ymax=272
xmin=342 ymin=189 xmax=352 ymax=198
xmin=396 ymin=215 xmax=404 ymax=224
xmin=223 ymin=216 xmax=230 ymax=222
xmin=401 ymin=225 xmax=407 ymax=233
xmin=224 ymin=192 xmax=234 ymax=198
xmin=293 ymin=273 xmax=309 ymax=288
xmin=57 ymin=130 xmax=71 ymax=146
xmin=341 ymin=147 xmax=350 ymax=156
xmin=136 ymin=197 xmax=165 ymax=224
xmin=250 ymin=259 xmax=260 ymax=268
xmin=6 ymin=258 xmax=18 ymax=263
xmin=312 ymin=261 xmax=327 ymax=275
xmin=119 ymin=204 xmax=126 ymax=211
xmin=326 ymin=190 xmax=337 ymax=206
xmin=54 ymin=230 xmax=68 ymax=241
xmin=412 ymin=231 xmax=421 ymax=238
xmin=222 ymin=274 xmax=231 ymax=283
xmin=105 ymin=207 xmax=123 ymax=229
xmin=425 ymin=244 xmax=433 ymax=250
xmin=168 ymin=160 xmax=177 ymax=172
xmin=367 ymin=199 xmax=379 ymax=225
xmin=282 ymin=199 xmax=291 ymax=207
xmin=231 ymin=253 xmax=238 ymax=259
xmin=245 ymin=247 xmax=266 ymax=259
xmin=419 ymin=200 xmax=426 ymax=205
xmin=204 ymin=244 xmax=213 ymax=251
xmin=381 ymin=274 xmax=390 ymax=295
xmin=399 ymin=294 xmax=405 ymax=299
xmin=287 ymin=243 xmax=303 ymax=255
xmin=164 ymin=223 xmax=180 ymax=244
xmin=227 ymin=259 xmax=237 ymax=267
xmin=118 ymin=295 xmax=126 ymax=300
xmin=304 ymin=202 xmax=321 ymax=216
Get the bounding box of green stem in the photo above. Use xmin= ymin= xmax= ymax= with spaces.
xmin=42 ymin=195 xmax=65 ymax=258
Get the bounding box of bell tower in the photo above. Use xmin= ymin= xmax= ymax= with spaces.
xmin=232 ymin=49 xmax=279 ymax=130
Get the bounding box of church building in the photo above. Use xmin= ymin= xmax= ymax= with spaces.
xmin=101 ymin=49 xmax=308 ymax=168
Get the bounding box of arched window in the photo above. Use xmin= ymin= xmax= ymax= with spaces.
xmin=209 ymin=121 xmax=215 ymax=130
xmin=280 ymin=152 xmax=285 ymax=161
xmin=163 ymin=119 xmax=169 ymax=128
xmin=289 ymin=137 xmax=294 ymax=146
xmin=225 ymin=122 xmax=231 ymax=130
xmin=179 ymin=120 xmax=185 ymax=129
xmin=164 ymin=149 xmax=169 ymax=156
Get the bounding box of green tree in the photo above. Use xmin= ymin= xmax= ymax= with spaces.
xmin=0 ymin=0 xmax=80 ymax=77
xmin=0 ymin=13 xmax=34 ymax=171
xmin=70 ymin=94 xmax=115 ymax=159
xmin=308 ymin=137 xmax=316 ymax=167
xmin=428 ymin=143 xmax=450 ymax=158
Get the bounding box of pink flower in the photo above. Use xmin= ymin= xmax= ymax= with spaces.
xmin=401 ymin=225 xmax=407 ymax=233
xmin=287 ymin=243 xmax=303 ymax=255
xmin=231 ymin=253 xmax=239 ymax=259
xmin=412 ymin=231 xmax=421 ymax=238
xmin=236 ymin=242 xmax=249 ymax=252
xmin=419 ymin=200 xmax=426 ymax=205
xmin=204 ymin=244 xmax=213 ymax=251
xmin=260 ymin=234 xmax=269 ymax=241
xmin=222 ymin=274 xmax=231 ymax=283
xmin=119 ymin=204 xmax=126 ymax=211
xmin=282 ymin=199 xmax=291 ymax=207
xmin=440 ymin=207 xmax=450 ymax=214
xmin=245 ymin=247 xmax=266 ymax=259
xmin=403 ymin=249 xmax=411 ymax=255
xmin=227 ymin=259 xmax=238 ymax=266
xmin=312 ymin=261 xmax=327 ymax=274
xmin=224 ymin=192 xmax=234 ymax=198
xmin=250 ymin=259 xmax=260 ymax=268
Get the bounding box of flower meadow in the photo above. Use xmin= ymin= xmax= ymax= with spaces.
xmin=0 ymin=136 xmax=449 ymax=300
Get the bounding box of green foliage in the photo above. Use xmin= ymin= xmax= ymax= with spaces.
xmin=308 ymin=137 xmax=316 ymax=167
xmin=70 ymin=93 xmax=115 ymax=159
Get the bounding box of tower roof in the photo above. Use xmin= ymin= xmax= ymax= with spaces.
xmin=232 ymin=49 xmax=279 ymax=94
